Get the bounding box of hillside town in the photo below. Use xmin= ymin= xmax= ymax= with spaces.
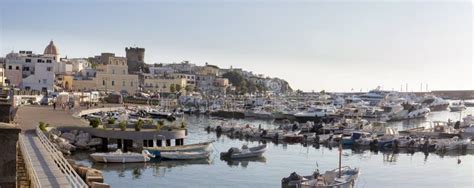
xmin=0 ymin=41 xmax=292 ymax=99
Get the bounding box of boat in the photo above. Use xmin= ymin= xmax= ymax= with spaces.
xmin=90 ymin=149 xmax=154 ymax=163
xmin=220 ymin=145 xmax=267 ymax=159
xmin=449 ymin=101 xmax=466 ymax=112
xmin=376 ymin=127 xmax=399 ymax=148
xmin=421 ymin=96 xmax=449 ymax=111
xmin=384 ymin=103 xmax=430 ymax=121
xmin=434 ymin=136 xmax=470 ymax=151
xmin=283 ymin=131 xmax=305 ymax=143
xmin=160 ymin=151 xmax=210 ymax=160
xmin=282 ymin=143 xmax=360 ymax=188
xmin=294 ymin=105 xmax=337 ymax=123
xmin=406 ymin=121 xmax=459 ymax=138
xmin=144 ymin=141 xmax=213 ymax=156
xmin=282 ymin=166 xmax=360 ymax=188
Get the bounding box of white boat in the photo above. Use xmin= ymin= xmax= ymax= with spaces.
xmin=90 ymin=150 xmax=154 ymax=163
xmin=421 ymin=96 xmax=449 ymax=111
xmin=384 ymin=103 xmax=430 ymax=121
xmin=450 ymin=102 xmax=466 ymax=112
xmin=144 ymin=141 xmax=214 ymax=156
xmin=220 ymin=145 xmax=267 ymax=159
xmin=160 ymin=151 xmax=210 ymax=160
xmin=282 ymin=166 xmax=360 ymax=188
xmin=434 ymin=136 xmax=470 ymax=151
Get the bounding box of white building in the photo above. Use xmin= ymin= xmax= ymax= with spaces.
xmin=149 ymin=66 xmax=175 ymax=76
xmin=5 ymin=50 xmax=55 ymax=91
xmin=0 ymin=64 xmax=5 ymax=87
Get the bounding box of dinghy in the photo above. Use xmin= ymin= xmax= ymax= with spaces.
xmin=144 ymin=141 xmax=214 ymax=156
xmin=160 ymin=151 xmax=210 ymax=160
xmin=220 ymin=145 xmax=267 ymax=159
xmin=90 ymin=149 xmax=155 ymax=163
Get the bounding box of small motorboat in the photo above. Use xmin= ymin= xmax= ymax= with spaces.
xmin=283 ymin=131 xmax=304 ymax=143
xmin=220 ymin=145 xmax=267 ymax=159
xmin=282 ymin=166 xmax=360 ymax=188
xmin=90 ymin=149 xmax=155 ymax=163
xmin=160 ymin=151 xmax=210 ymax=160
xmin=144 ymin=141 xmax=214 ymax=156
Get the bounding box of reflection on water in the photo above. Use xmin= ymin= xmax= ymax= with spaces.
xmin=221 ymin=156 xmax=267 ymax=168
xmin=69 ymin=107 xmax=474 ymax=188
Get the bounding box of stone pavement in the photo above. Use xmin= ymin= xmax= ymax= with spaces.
xmin=14 ymin=105 xmax=89 ymax=131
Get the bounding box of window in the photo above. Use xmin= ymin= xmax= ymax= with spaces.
xmin=16 ymin=66 xmax=19 ymax=70
xmin=102 ymin=80 xmax=106 ymax=86
xmin=23 ymin=67 xmax=30 ymax=71
xmin=8 ymin=66 xmax=12 ymax=70
xmin=38 ymin=80 xmax=41 ymax=83
xmin=37 ymin=59 xmax=42 ymax=63
xmin=25 ymin=59 xmax=31 ymax=63
xmin=46 ymin=60 xmax=52 ymax=63
xmin=46 ymin=67 xmax=52 ymax=72
xmin=112 ymin=69 xmax=115 ymax=74
xmin=42 ymin=79 xmax=47 ymax=84
xmin=111 ymin=81 xmax=115 ymax=86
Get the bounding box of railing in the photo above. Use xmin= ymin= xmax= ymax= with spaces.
xmin=18 ymin=134 xmax=41 ymax=188
xmin=35 ymin=128 xmax=88 ymax=188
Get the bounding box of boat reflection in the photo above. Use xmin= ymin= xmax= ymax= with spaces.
xmin=220 ymin=156 xmax=267 ymax=168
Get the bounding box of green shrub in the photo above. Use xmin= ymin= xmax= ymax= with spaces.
xmin=119 ymin=121 xmax=127 ymax=131
xmin=89 ymin=118 xmax=101 ymax=128
xmin=39 ymin=121 xmax=49 ymax=132
xmin=107 ymin=118 xmax=116 ymax=125
xmin=135 ymin=119 xmax=144 ymax=131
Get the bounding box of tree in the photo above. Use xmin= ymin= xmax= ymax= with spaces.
xmin=175 ymin=84 xmax=182 ymax=92
xmin=222 ymin=71 xmax=246 ymax=89
xmin=170 ymin=84 xmax=176 ymax=93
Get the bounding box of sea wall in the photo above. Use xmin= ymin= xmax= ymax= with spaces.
xmin=0 ymin=123 xmax=20 ymax=188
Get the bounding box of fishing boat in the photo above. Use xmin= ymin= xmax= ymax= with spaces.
xmin=282 ymin=166 xmax=360 ymax=188
xmin=220 ymin=145 xmax=267 ymax=159
xmin=90 ymin=149 xmax=154 ymax=163
xmin=144 ymin=141 xmax=214 ymax=156
xmin=160 ymin=151 xmax=210 ymax=160
xmin=282 ymin=143 xmax=360 ymax=188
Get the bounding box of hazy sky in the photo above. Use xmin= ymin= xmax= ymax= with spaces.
xmin=0 ymin=0 xmax=472 ymax=92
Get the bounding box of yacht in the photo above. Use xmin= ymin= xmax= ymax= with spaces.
xmin=294 ymin=105 xmax=337 ymax=123
xmin=449 ymin=101 xmax=466 ymax=112
xmin=383 ymin=103 xmax=430 ymax=121
xmin=421 ymin=95 xmax=449 ymax=111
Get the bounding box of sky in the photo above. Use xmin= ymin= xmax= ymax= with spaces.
xmin=0 ymin=0 xmax=472 ymax=92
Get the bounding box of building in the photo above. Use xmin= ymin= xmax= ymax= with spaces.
xmin=43 ymin=40 xmax=61 ymax=62
xmin=73 ymin=53 xmax=139 ymax=94
xmin=125 ymin=47 xmax=146 ymax=73
xmin=170 ymin=73 xmax=196 ymax=88
xmin=5 ymin=50 xmax=55 ymax=91
xmin=0 ymin=64 xmax=5 ymax=87
xmin=164 ymin=61 xmax=196 ymax=73
xmin=149 ymin=66 xmax=175 ymax=76
xmin=194 ymin=63 xmax=219 ymax=76
xmin=143 ymin=75 xmax=187 ymax=94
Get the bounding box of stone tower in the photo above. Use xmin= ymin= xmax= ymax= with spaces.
xmin=125 ymin=47 xmax=146 ymax=73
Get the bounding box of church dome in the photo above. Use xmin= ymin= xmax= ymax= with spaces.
xmin=44 ymin=40 xmax=59 ymax=55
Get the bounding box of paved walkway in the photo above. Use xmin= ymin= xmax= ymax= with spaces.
xmin=20 ymin=132 xmax=72 ymax=188
xmin=14 ymin=105 xmax=89 ymax=131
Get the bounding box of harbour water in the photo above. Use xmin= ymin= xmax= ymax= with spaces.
xmin=69 ymin=107 xmax=474 ymax=188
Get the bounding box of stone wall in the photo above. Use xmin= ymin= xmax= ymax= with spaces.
xmin=0 ymin=123 xmax=20 ymax=188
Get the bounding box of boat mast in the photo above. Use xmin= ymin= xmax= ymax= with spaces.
xmin=338 ymin=143 xmax=342 ymax=178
